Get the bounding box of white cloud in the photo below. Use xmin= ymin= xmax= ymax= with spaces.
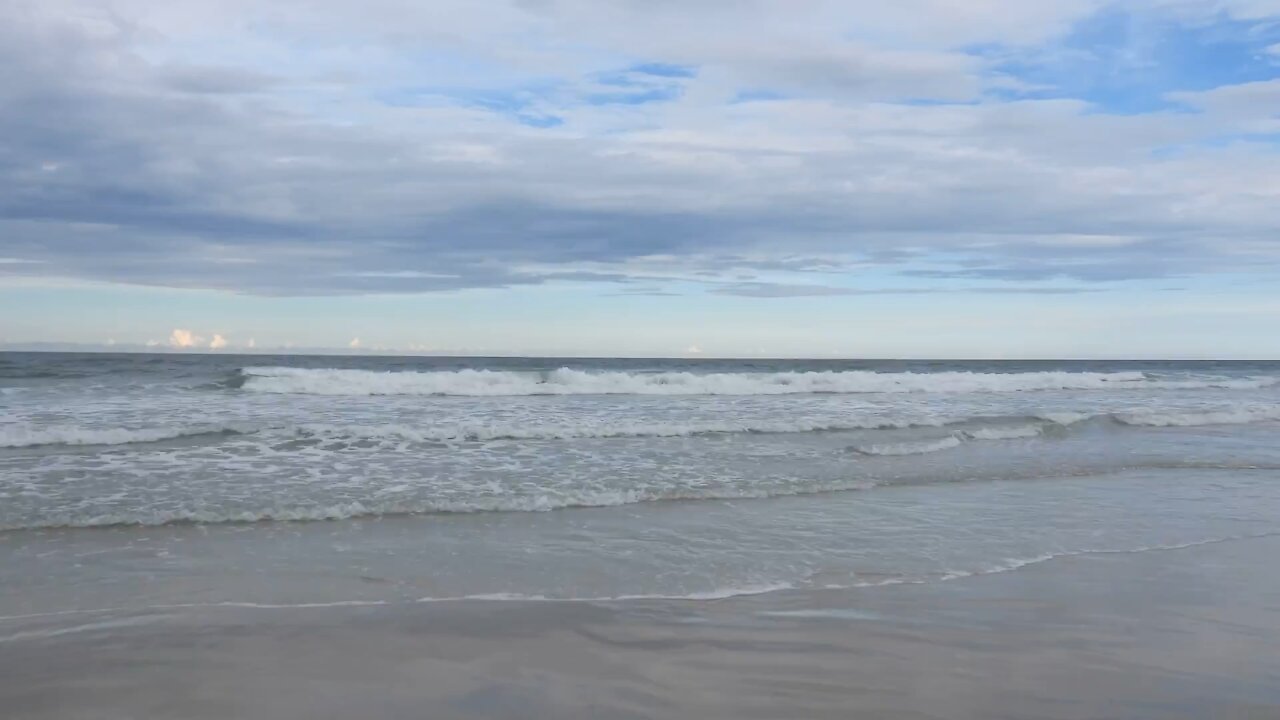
xmin=168 ymin=328 xmax=202 ymax=348
xmin=2 ymin=0 xmax=1279 ymax=302
xmin=208 ymin=333 xmax=227 ymax=349
xmin=348 ymin=337 xmax=361 ymax=349
xmin=246 ymin=338 xmax=256 ymax=348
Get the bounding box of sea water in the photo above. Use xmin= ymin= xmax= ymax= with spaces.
xmin=3 ymin=353 xmax=1279 ymax=616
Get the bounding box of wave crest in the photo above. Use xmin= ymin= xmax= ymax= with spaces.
xmin=1114 ymin=406 xmax=1280 ymax=427
xmin=0 ymin=424 xmax=244 ymax=448
xmin=5 ymin=404 xmax=1278 ymax=449
xmin=851 ymin=436 xmax=964 ymax=456
xmin=0 ymin=477 xmax=884 ymax=530
xmin=235 ymin=367 xmax=1274 ymax=397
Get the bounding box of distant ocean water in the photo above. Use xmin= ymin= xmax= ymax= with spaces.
xmin=3 ymin=352 xmax=1280 ymax=612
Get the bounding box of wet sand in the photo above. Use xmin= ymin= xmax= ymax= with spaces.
xmin=4 ymin=534 xmax=1280 ymax=720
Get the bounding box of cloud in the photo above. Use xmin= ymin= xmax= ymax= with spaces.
xmin=208 ymin=333 xmax=227 ymax=349
xmin=0 ymin=1 xmax=1279 ymax=298
xmin=348 ymin=337 xmax=361 ymax=349
xmin=158 ymin=65 xmax=278 ymax=96
xmin=168 ymin=328 xmax=202 ymax=348
xmin=711 ymin=282 xmax=870 ymax=298
xmin=710 ymin=281 xmax=1101 ymax=297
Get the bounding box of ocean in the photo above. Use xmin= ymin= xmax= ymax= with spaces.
xmin=4 ymin=351 xmax=1280 ymax=605
xmin=4 ymin=353 xmax=1280 ymax=718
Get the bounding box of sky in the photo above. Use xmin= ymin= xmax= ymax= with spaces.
xmin=1 ymin=0 xmax=1279 ymax=358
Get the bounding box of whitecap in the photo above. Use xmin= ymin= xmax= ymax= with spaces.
xmin=236 ymin=366 xmax=1262 ymax=397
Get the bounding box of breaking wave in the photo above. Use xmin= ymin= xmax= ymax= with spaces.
xmin=0 ymin=477 xmax=884 ymax=530
xmin=850 ymin=423 xmax=1045 ymax=456
xmin=0 ymin=417 xmax=949 ymax=448
xmin=1114 ymin=406 xmax=1280 ymax=427
xmin=234 ymin=366 xmax=1277 ymax=397
xmin=5 ymin=404 xmax=1279 ymax=449
xmin=851 ymin=436 xmax=965 ymax=456
xmin=958 ymin=425 xmax=1045 ymax=441
xmin=0 ymin=424 xmax=246 ymax=448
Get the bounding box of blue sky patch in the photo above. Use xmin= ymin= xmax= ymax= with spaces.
xmin=977 ymin=7 xmax=1280 ymax=114
xmin=627 ymin=62 xmax=697 ymax=78
xmin=585 ymin=86 xmax=683 ymax=105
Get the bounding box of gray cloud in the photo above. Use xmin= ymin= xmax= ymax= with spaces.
xmin=159 ymin=66 xmax=281 ymax=95
xmin=710 ymin=283 xmax=879 ymax=297
xmin=710 ymin=282 xmax=1100 ymax=297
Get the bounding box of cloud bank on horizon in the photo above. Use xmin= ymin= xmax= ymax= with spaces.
xmin=0 ymin=1 xmax=1278 ymax=354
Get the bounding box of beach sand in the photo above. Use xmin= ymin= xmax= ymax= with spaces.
xmin=4 ymin=533 xmax=1279 ymax=720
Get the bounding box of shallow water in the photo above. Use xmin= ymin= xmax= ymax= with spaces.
xmin=5 ymin=534 xmax=1280 ymax=720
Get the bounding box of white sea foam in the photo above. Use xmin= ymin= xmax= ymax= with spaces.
xmin=0 ymin=424 xmax=244 ymax=448
xmin=291 ymin=417 xmax=941 ymax=443
xmin=1114 ymin=406 xmax=1280 ymax=427
xmin=1036 ymin=411 xmax=1095 ymax=425
xmin=6 ymin=400 xmax=1276 ymax=452
xmin=0 ymin=417 xmax=943 ymax=448
xmin=0 ymin=478 xmax=883 ymax=531
xmin=422 ymin=583 xmax=800 ymax=603
xmin=852 ymin=436 xmax=963 ymax=456
xmin=958 ymin=425 xmax=1044 ymax=441
xmin=9 ymin=402 xmax=1275 ymax=452
xmin=0 ymin=583 xmax=801 ymax=626
xmin=238 ymin=366 xmax=1270 ymax=396
xmin=1131 ymin=377 xmax=1277 ymax=390
xmin=852 ymin=423 xmax=1045 ymax=456
xmin=425 ymin=537 xmax=1278 ymax=602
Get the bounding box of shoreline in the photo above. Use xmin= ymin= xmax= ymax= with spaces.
xmin=5 ymin=533 xmax=1280 ymax=719
xmin=5 ymin=529 xmax=1277 ymax=625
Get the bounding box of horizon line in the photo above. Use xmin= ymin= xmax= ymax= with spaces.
xmin=2 ymin=347 xmax=1277 ymax=363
